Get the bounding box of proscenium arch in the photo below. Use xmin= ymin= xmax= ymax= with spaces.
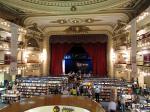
xmin=42 ymin=31 xmax=113 ymax=77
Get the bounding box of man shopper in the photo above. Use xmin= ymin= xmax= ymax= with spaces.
xmin=95 ymin=86 xmax=100 ymax=102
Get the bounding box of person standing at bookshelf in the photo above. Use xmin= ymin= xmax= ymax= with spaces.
xmin=94 ymin=86 xmax=101 ymax=102
xmin=108 ymin=98 xmax=117 ymax=112
xmin=120 ymin=92 xmax=126 ymax=112
xmin=54 ymin=85 xmax=59 ymax=94
xmin=88 ymin=87 xmax=92 ymax=99
xmin=62 ymin=87 xmax=69 ymax=95
xmin=12 ymin=82 xmax=17 ymax=91
xmin=71 ymin=87 xmax=77 ymax=96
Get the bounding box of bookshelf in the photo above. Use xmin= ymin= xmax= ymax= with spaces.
xmin=83 ymin=78 xmax=131 ymax=102
xmin=16 ymin=76 xmax=68 ymax=98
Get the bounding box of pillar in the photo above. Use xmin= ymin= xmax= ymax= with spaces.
xmin=130 ymin=18 xmax=137 ymax=79
xmin=107 ymin=32 xmax=114 ymax=78
xmin=10 ymin=23 xmax=19 ymax=81
xmin=42 ymin=35 xmax=50 ymax=76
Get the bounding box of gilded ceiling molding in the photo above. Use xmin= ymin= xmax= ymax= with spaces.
xmin=42 ymin=24 xmax=113 ymax=34
xmin=118 ymin=0 xmax=140 ymax=8
xmin=21 ymin=0 xmax=108 ymax=7
xmin=47 ymin=30 xmax=112 ymax=37
xmin=48 ymin=30 xmax=112 ymax=37
xmin=49 ymin=34 xmax=108 ymax=43
xmin=113 ymin=20 xmax=127 ymax=35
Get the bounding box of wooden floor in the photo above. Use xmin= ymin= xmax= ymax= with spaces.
xmin=0 ymin=95 xmax=105 ymax=112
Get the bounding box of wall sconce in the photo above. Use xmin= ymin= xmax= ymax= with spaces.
xmin=23 ymin=50 xmax=29 ymax=63
xmin=111 ymin=48 xmax=116 ymax=62
xmin=122 ymin=50 xmax=130 ymax=62
xmin=40 ymin=49 xmax=47 ymax=62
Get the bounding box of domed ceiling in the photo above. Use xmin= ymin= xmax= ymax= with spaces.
xmin=0 ymin=0 xmax=149 ymax=34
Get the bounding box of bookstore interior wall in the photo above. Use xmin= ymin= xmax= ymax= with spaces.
xmin=113 ymin=6 xmax=150 ymax=87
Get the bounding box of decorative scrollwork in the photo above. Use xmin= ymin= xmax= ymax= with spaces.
xmin=21 ymin=0 xmax=108 ymax=7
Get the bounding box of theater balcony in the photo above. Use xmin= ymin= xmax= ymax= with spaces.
xmin=0 ymin=95 xmax=105 ymax=112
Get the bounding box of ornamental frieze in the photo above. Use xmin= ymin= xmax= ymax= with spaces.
xmin=21 ymin=0 xmax=108 ymax=7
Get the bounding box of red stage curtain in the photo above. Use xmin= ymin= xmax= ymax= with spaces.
xmin=50 ymin=43 xmax=72 ymax=76
xmin=83 ymin=43 xmax=107 ymax=77
xmin=50 ymin=43 xmax=107 ymax=77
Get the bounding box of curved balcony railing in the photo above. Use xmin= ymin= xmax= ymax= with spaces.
xmin=0 ymin=95 xmax=105 ymax=112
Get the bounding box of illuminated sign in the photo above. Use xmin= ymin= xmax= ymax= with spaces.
xmin=62 ymin=107 xmax=74 ymax=112
xmin=53 ymin=106 xmax=74 ymax=112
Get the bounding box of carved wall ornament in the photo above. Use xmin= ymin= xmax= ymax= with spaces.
xmin=50 ymin=18 xmax=102 ymax=24
xmin=113 ymin=20 xmax=127 ymax=35
xmin=70 ymin=6 xmax=77 ymax=11
xmin=121 ymin=0 xmax=138 ymax=8
xmin=27 ymin=23 xmax=42 ymax=33
xmin=68 ymin=18 xmax=82 ymax=24
xmin=27 ymin=38 xmax=39 ymax=48
xmin=85 ymin=18 xmax=95 ymax=23
xmin=51 ymin=19 xmax=67 ymax=24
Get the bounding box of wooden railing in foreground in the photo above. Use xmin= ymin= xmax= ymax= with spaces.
xmin=0 ymin=95 xmax=105 ymax=112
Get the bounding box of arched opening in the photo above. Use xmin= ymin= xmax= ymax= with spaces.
xmin=63 ymin=44 xmax=92 ymax=75
xmin=27 ymin=38 xmax=39 ymax=48
xmin=50 ymin=34 xmax=108 ymax=77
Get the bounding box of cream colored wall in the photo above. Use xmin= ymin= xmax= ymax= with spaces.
xmin=24 ymin=69 xmax=40 ymax=76
xmin=0 ymin=51 xmax=5 ymax=64
xmin=0 ymin=72 xmax=12 ymax=83
xmin=138 ymin=74 xmax=145 ymax=88
xmin=0 ymin=72 xmax=4 ymax=83
xmin=115 ymin=70 xmax=131 ymax=80
xmin=144 ymin=76 xmax=150 ymax=88
xmin=4 ymin=72 xmax=12 ymax=81
xmin=17 ymin=51 xmax=22 ymax=62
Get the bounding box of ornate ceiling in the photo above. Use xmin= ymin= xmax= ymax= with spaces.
xmin=0 ymin=0 xmax=149 ymax=34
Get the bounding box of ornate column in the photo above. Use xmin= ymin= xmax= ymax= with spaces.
xmin=106 ymin=32 xmax=114 ymax=78
xmin=130 ymin=18 xmax=137 ymax=79
xmin=42 ymin=34 xmax=50 ymax=76
xmin=10 ymin=23 xmax=19 ymax=81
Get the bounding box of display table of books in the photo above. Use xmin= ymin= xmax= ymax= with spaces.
xmin=1 ymin=90 xmax=20 ymax=103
